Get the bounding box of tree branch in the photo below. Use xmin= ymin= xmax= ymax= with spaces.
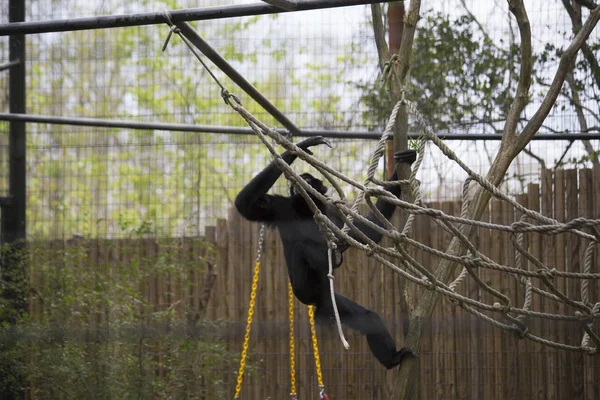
xmin=518 ymin=3 xmax=600 ymax=147
xmin=392 ymin=3 xmax=600 ymax=399
xmin=575 ymin=0 xmax=598 ymax=10
xmin=371 ymin=3 xmax=390 ymax=73
xmin=561 ymin=0 xmax=600 ymax=99
xmin=503 ymin=0 xmax=533 ymax=138
xmin=566 ymin=63 xmax=599 ymax=166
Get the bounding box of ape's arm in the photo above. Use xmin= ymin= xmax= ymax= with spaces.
xmin=334 ymin=150 xmax=417 ymax=249
xmin=234 ymin=137 xmax=331 ymax=222
xmin=234 ymin=151 xmax=295 ymax=222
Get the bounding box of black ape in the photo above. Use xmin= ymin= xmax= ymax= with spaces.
xmin=235 ymin=137 xmax=417 ymax=369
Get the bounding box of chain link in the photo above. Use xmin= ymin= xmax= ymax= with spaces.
xmin=288 ymin=282 xmax=297 ymax=399
xmin=234 ymin=225 xmax=265 ymax=399
xmin=256 ymin=224 xmax=265 ymax=263
xmin=308 ymin=306 xmax=325 ymax=390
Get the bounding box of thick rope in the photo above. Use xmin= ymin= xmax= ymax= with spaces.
xmin=328 ymin=247 xmax=350 ymax=349
xmin=164 ymin=24 xmax=600 ymax=355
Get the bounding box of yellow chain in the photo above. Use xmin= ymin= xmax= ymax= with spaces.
xmin=308 ymin=305 xmax=325 ymax=390
xmin=234 ymin=260 xmax=261 ymax=399
xmin=288 ymin=282 xmax=297 ymax=399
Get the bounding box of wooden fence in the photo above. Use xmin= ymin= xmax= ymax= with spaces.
xmin=28 ymin=168 xmax=600 ymax=399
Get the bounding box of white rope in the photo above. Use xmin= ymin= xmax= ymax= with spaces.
xmin=328 ymin=247 xmax=350 ymax=349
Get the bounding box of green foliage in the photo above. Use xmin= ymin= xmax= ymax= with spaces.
xmin=0 ymin=243 xmax=29 ymax=398
xmin=0 ymin=238 xmax=240 ymax=399
xmin=357 ymin=11 xmax=522 ymax=133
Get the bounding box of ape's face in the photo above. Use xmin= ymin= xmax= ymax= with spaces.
xmin=290 ymin=173 xmax=328 ymax=198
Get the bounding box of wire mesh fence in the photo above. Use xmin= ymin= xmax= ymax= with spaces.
xmin=1 ymin=0 xmax=599 ymax=399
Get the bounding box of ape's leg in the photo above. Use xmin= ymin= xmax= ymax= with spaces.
xmin=315 ymin=292 xmax=415 ymax=369
xmin=287 ymin=262 xmax=321 ymax=305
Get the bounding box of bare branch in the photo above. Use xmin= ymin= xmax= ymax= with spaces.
xmin=575 ymin=0 xmax=598 ymax=10
xmin=396 ymin=0 xmax=421 ymax=84
xmin=566 ymin=66 xmax=599 ymax=166
xmin=370 ymin=3 xmax=390 ymax=73
xmin=522 ymin=147 xmax=547 ymax=169
xmin=503 ymin=0 xmax=533 ymax=138
xmin=560 ymin=0 xmax=600 ymax=118
xmin=518 ymin=4 xmax=600 ymax=147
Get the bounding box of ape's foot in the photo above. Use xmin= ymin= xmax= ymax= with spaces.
xmin=387 ymin=347 xmax=418 ymax=369
xmin=394 ymin=150 xmax=417 ymax=165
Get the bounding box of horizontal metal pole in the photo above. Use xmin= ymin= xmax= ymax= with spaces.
xmin=0 ymin=59 xmax=20 ymax=72
xmin=0 ymin=0 xmax=384 ymax=36
xmin=2 ymin=113 xmax=600 ymax=141
xmin=0 ymin=113 xmax=381 ymax=139
xmin=261 ymin=0 xmax=298 ymax=11
xmin=175 ymin=22 xmax=301 ymax=136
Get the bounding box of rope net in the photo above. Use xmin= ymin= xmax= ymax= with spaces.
xmin=224 ymin=94 xmax=600 ymax=356
xmin=163 ymin=20 xmax=600 ymax=356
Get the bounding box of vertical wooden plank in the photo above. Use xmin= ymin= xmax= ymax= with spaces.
xmin=430 ymin=201 xmax=445 ymax=399
xmin=456 ymin=201 xmax=470 ymax=400
xmin=528 ymin=183 xmax=545 ymax=399
xmin=226 ymin=209 xmax=239 ymax=323
xmin=442 ymin=201 xmax=457 ymax=400
xmin=515 ymin=193 xmax=530 ymax=400
xmin=565 ymin=169 xmax=584 ymax=399
xmin=490 ymin=199 xmax=505 ymax=399
xmin=501 ymin=197 xmax=519 ymax=400
xmin=203 ymin=227 xmax=217 ymax=320
xmin=592 ymin=165 xmax=600 ymax=400
xmin=214 ymin=218 xmax=229 ymax=320
xmin=553 ymin=169 xmax=568 ymax=399
xmin=578 ymin=169 xmax=594 ymax=400
xmin=541 ymin=168 xmax=558 ymax=400
xmin=263 ymin=225 xmax=275 ymax=398
xmin=419 ymin=212 xmax=435 ymax=400
xmin=478 ymin=202 xmax=492 ymax=400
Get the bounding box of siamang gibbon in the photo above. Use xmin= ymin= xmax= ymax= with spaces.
xmin=234 ymin=136 xmax=417 ymax=369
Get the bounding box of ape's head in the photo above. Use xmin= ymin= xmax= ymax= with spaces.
xmin=290 ymin=173 xmax=328 ymax=199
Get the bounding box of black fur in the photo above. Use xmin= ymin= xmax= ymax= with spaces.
xmin=234 ymin=138 xmax=417 ymax=368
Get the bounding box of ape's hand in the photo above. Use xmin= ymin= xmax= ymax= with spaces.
xmin=394 ymin=149 xmax=417 ymax=165
xmin=296 ymin=136 xmax=332 ymax=155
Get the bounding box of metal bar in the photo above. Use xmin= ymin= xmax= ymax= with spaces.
xmin=0 ymin=59 xmax=20 ymax=72
xmin=2 ymin=113 xmax=600 ymax=141
xmin=261 ymin=0 xmax=298 ymax=11
xmin=0 ymin=113 xmax=379 ymax=139
xmin=0 ymin=0 xmax=384 ymax=36
xmin=175 ymin=22 xmax=301 ymax=136
xmin=2 ymin=0 xmax=26 ymax=244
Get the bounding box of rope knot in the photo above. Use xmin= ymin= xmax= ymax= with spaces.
xmin=330 ymin=199 xmax=346 ymax=210
xmin=221 ymin=89 xmax=241 ymax=106
xmin=365 ymin=245 xmax=376 ymax=257
xmin=575 ymin=311 xmax=594 ymax=324
xmin=539 ymin=268 xmax=556 ymax=280
xmin=421 ymin=277 xmax=436 ymax=290
xmin=327 ymin=273 xmax=334 ymax=281
xmin=513 ymin=324 xmax=529 ymax=339
xmin=510 ymin=220 xmax=530 ymax=232
xmin=391 ymin=231 xmax=406 ymax=242
xmin=161 ymin=11 xmax=182 ymax=52
xmin=461 ymin=255 xmax=480 ymax=268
